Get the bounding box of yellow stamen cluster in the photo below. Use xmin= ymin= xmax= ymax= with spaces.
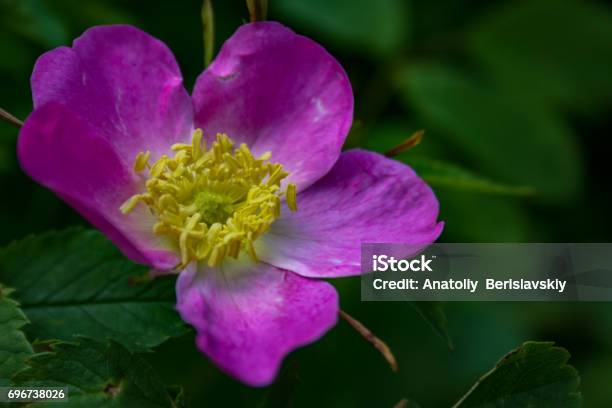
xmin=120 ymin=129 xmax=297 ymax=268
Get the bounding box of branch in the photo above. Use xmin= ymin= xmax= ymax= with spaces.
xmin=339 ymin=309 xmax=398 ymax=372
xmin=0 ymin=107 xmax=23 ymax=128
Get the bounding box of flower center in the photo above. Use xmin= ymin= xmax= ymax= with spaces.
xmin=120 ymin=129 xmax=297 ymax=268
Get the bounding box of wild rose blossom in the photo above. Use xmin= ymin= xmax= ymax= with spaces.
xmin=17 ymin=22 xmax=442 ymax=386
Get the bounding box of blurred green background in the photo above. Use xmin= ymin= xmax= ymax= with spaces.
xmin=1 ymin=0 xmax=612 ymax=406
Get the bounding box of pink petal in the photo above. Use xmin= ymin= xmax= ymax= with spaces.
xmin=18 ymin=102 xmax=178 ymax=269
xmin=193 ymin=22 xmax=353 ymax=191
xmin=258 ymin=150 xmax=444 ymax=278
xmin=176 ymin=259 xmax=339 ymax=386
xmin=31 ymin=24 xmax=193 ymax=163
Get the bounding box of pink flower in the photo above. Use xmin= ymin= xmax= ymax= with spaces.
xmin=17 ymin=22 xmax=442 ymax=386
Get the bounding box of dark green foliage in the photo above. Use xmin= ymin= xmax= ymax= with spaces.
xmin=272 ymin=0 xmax=409 ymax=57
xmin=13 ymin=337 xmax=186 ymax=408
xmin=397 ymin=63 xmax=582 ymax=201
xmin=468 ymin=0 xmax=612 ymax=114
xmin=411 ymin=302 xmax=453 ymax=351
xmin=455 ymin=342 xmax=582 ymax=408
xmin=0 ymin=0 xmax=609 ymax=406
xmin=0 ymin=289 xmax=33 ymax=384
xmin=0 ymin=229 xmax=188 ymax=351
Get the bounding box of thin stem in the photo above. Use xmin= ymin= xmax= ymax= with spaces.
xmin=246 ymin=0 xmax=268 ymax=22
xmin=339 ymin=309 xmax=398 ymax=372
xmin=201 ymin=0 xmax=215 ymax=68
xmin=384 ymin=130 xmax=424 ymax=158
xmin=0 ymin=107 xmax=23 ymax=128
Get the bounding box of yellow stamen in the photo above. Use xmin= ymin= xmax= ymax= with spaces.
xmin=133 ymin=150 xmax=151 ymax=172
xmin=286 ymin=183 xmax=297 ymax=212
xmin=120 ymin=194 xmax=143 ymax=214
xmin=120 ymin=130 xmax=297 ymax=268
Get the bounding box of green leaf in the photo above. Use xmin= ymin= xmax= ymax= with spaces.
xmin=0 ymin=288 xmax=33 ymax=384
xmin=360 ymin=121 xmax=531 ymax=195
xmin=45 ymin=0 xmax=136 ymax=27
xmin=272 ymin=0 xmax=409 ymax=57
xmin=437 ymin=189 xmax=530 ymax=242
xmin=454 ymin=341 xmax=582 ymax=408
xmin=408 ymin=157 xmax=534 ymax=196
xmin=468 ymin=0 xmax=612 ymax=114
xmin=13 ymin=337 xmax=185 ymax=408
xmin=0 ymin=228 xmax=188 ymax=351
xmin=0 ymin=0 xmax=68 ymax=48
xmin=411 ymin=302 xmax=453 ymax=351
xmin=397 ymin=63 xmax=583 ymax=201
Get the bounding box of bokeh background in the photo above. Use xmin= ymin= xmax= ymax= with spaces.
xmin=1 ymin=0 xmax=611 ymax=406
